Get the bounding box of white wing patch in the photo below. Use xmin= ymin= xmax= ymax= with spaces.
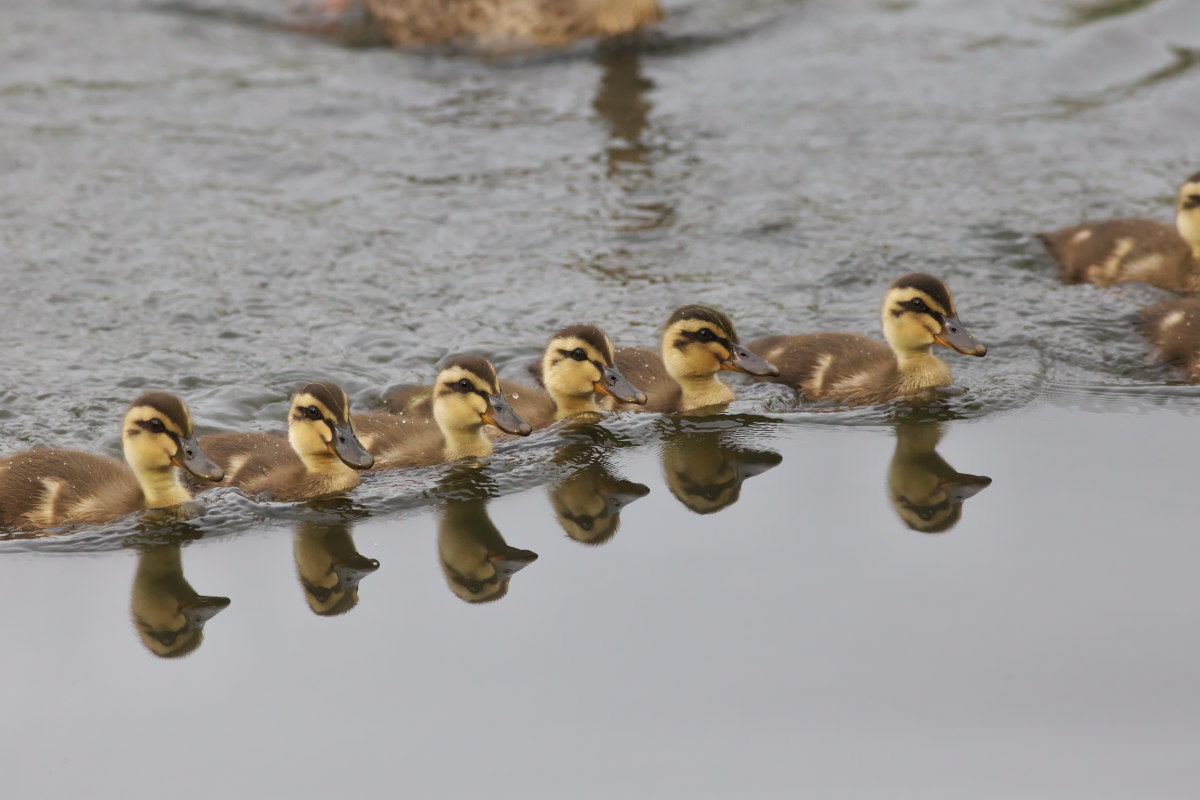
xmin=1070 ymin=229 xmax=1093 ymax=244
xmin=32 ymin=478 xmax=65 ymax=528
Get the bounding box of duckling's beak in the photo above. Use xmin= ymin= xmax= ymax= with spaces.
xmin=328 ymin=421 xmax=375 ymax=470
xmin=172 ymin=434 xmax=224 ymax=482
xmin=334 ymin=553 xmax=381 ymax=592
xmin=482 ymin=393 xmax=533 ymax=436
xmin=934 ymin=314 xmax=988 ymax=357
xmin=595 ymin=363 xmax=647 ymax=405
xmin=721 ymin=342 xmax=780 ymax=377
xmin=180 ymin=595 xmax=231 ymax=630
xmin=604 ymin=481 xmax=651 ymax=516
xmin=940 ymin=473 xmax=992 ymax=503
xmin=487 ymin=548 xmax=539 ymax=577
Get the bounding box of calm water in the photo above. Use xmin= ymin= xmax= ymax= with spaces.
xmin=2 ymin=0 xmax=1199 ymax=797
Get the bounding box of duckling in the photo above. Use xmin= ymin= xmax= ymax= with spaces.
xmin=0 ymin=393 xmax=223 ymax=531
xmin=1137 ymin=298 xmax=1200 ymax=382
xmin=660 ymin=421 xmax=782 ymax=514
xmin=1038 ymin=171 xmax=1200 ymax=292
xmin=361 ymin=0 xmax=663 ymax=50
xmin=613 ymin=305 xmax=780 ymax=413
xmin=131 ymin=542 xmax=230 ymax=659
xmin=749 ymin=274 xmax=987 ymax=406
xmin=887 ymin=423 xmax=991 ymax=534
xmin=198 ymin=382 xmax=374 ymax=502
xmin=355 ymin=356 xmax=532 ymax=469
xmin=294 ymin=519 xmax=380 ymax=616
xmin=438 ymin=497 xmax=538 ymax=604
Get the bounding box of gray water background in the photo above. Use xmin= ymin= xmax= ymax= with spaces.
xmin=2 ymin=0 xmax=1200 ymax=797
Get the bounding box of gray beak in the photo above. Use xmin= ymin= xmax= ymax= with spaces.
xmin=721 ymin=342 xmax=780 ymax=377
xmin=330 ymin=421 xmax=375 ymax=470
xmin=173 ymin=434 xmax=224 ymax=482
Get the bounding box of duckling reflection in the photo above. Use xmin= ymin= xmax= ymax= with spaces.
xmin=130 ymin=543 xmax=229 ymax=659
xmin=659 ymin=420 xmax=782 ymax=514
xmin=888 ymin=423 xmax=992 ymax=534
xmin=594 ymin=50 xmax=653 ymax=179
xmin=549 ymin=454 xmax=649 ymax=546
xmin=439 ymin=498 xmax=538 ymax=603
xmin=294 ymin=519 xmax=380 ymax=616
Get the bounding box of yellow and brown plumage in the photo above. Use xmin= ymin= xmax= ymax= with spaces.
xmin=1137 ymin=298 xmax=1200 ymax=382
xmin=355 ymin=355 xmax=532 ymax=469
xmin=749 ymin=273 xmax=987 ymax=406
xmin=363 ymin=0 xmax=663 ymax=50
xmin=1038 ymin=171 xmax=1200 ymax=292
xmin=197 ymin=381 xmax=374 ymax=502
xmin=887 ymin=423 xmax=991 ymax=534
xmin=0 ymin=392 xmax=223 ymax=531
xmin=613 ymin=305 xmax=779 ymax=413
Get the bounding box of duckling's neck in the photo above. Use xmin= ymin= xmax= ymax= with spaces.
xmin=893 ymin=346 xmax=952 ymax=393
xmin=553 ymin=391 xmax=601 ymax=419
xmin=1177 ymin=209 xmax=1200 ymax=261
xmin=442 ymin=423 xmax=494 ymax=461
xmin=299 ymin=451 xmax=359 ymax=489
xmin=675 ymin=375 xmax=736 ymax=412
xmin=135 ymin=465 xmax=193 ymax=509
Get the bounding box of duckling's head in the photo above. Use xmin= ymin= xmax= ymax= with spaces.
xmin=881 ymin=274 xmax=987 ymax=358
xmin=541 ymin=324 xmax=647 ymax=407
xmin=287 ymin=382 xmax=374 ymax=470
xmin=432 ymin=356 xmax=533 ymax=437
xmin=661 ymin=305 xmax=779 ymax=380
xmin=123 ymin=393 xmax=224 ymax=482
xmin=1176 ymin=171 xmax=1200 ymax=251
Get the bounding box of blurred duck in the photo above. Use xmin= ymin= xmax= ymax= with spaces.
xmin=438 ymin=498 xmax=538 ymax=604
xmin=749 ymin=274 xmax=987 ymax=406
xmin=660 ymin=421 xmax=782 ymax=514
xmin=1137 ymin=298 xmax=1200 ymax=382
xmin=614 ymin=305 xmax=779 ymax=413
xmin=294 ymin=519 xmax=381 ymax=616
xmin=359 ymin=0 xmax=664 ymax=50
xmin=887 ymin=423 xmax=991 ymax=533
xmin=0 ymin=393 xmax=223 ymax=531
xmin=130 ymin=542 xmax=230 ymax=659
xmin=1038 ymin=171 xmax=1200 ymax=292
xmin=356 ymin=356 xmax=532 ymax=469
xmin=198 ymin=382 xmax=374 ymax=502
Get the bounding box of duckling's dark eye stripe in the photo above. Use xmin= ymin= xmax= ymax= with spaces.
xmin=892 ymin=300 xmax=944 ymax=321
xmin=1185 ymin=194 xmax=1200 ymax=209
xmin=674 ymin=330 xmax=733 ymax=350
xmin=444 ymin=380 xmax=491 ymax=399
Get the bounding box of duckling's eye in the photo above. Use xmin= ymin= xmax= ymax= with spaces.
xmin=911 ymin=298 xmax=926 ymax=310
xmin=571 ymin=348 xmax=588 ymax=361
xmin=458 ymin=379 xmax=473 ymax=390
xmin=148 ymin=418 xmax=166 ymax=433
xmin=697 ymin=328 xmax=716 ymax=341
xmin=1189 ymin=194 xmax=1200 ymax=206
xmin=304 ymin=405 xmax=322 ymax=420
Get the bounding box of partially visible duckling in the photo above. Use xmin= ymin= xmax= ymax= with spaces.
xmin=1038 ymin=171 xmax=1200 ymax=292
xmin=614 ymin=305 xmax=779 ymax=413
xmin=294 ymin=519 xmax=381 ymax=616
xmin=1137 ymin=298 xmax=1200 ymax=382
xmin=130 ymin=543 xmax=230 ymax=659
xmin=750 ymin=273 xmax=987 ymax=406
xmin=355 ymin=356 xmax=532 ymax=469
xmin=198 ymin=382 xmax=374 ymax=502
xmin=0 ymin=393 xmax=223 ymax=531
xmin=362 ymin=0 xmax=663 ymax=50
xmin=887 ymin=423 xmax=991 ymax=534
xmin=438 ymin=498 xmax=538 ymax=604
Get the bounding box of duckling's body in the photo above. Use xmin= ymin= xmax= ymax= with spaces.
xmin=363 ymin=0 xmax=663 ymax=50
xmin=750 ymin=274 xmax=987 ymax=406
xmin=1137 ymin=298 xmax=1200 ymax=382
xmin=198 ymin=382 xmax=374 ymax=502
xmin=356 ymin=356 xmax=531 ymax=469
xmin=1038 ymin=172 xmax=1200 ymax=292
xmin=0 ymin=393 xmax=222 ymax=531
xmin=613 ymin=305 xmax=779 ymax=414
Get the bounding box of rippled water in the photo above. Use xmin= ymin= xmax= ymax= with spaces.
xmin=2 ymin=0 xmax=1199 ymax=796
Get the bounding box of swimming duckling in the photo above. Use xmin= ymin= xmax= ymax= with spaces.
xmin=1137 ymin=298 xmax=1200 ymax=382
xmin=507 ymin=324 xmax=647 ymax=427
xmin=749 ymin=274 xmax=987 ymax=406
xmin=361 ymin=0 xmax=663 ymax=50
xmin=887 ymin=423 xmax=991 ymax=534
xmin=1038 ymin=171 xmax=1200 ymax=292
xmin=294 ymin=519 xmax=380 ymax=616
xmin=355 ymin=356 xmax=532 ymax=469
xmin=438 ymin=497 xmax=538 ymax=604
xmin=198 ymin=382 xmax=374 ymax=502
xmin=0 ymin=393 xmax=223 ymax=531
xmin=613 ymin=305 xmax=780 ymax=413
xmin=131 ymin=542 xmax=230 ymax=659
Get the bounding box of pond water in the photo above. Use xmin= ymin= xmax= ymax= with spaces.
xmin=2 ymin=0 xmax=1199 ymax=797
